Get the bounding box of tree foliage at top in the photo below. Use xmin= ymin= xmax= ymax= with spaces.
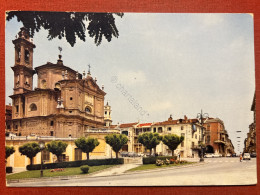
xmin=162 ymin=134 xmax=184 ymax=156
xmin=19 ymin=142 xmax=41 ymax=165
xmin=75 ymin=137 xmax=100 ymax=160
xmin=105 ymin=134 xmax=128 ymax=158
xmin=138 ymin=132 xmax=162 ymax=155
xmin=47 ymin=140 xmax=68 ymax=162
xmin=5 ymin=146 xmax=15 ymax=160
xmin=6 ymin=11 xmax=124 ymax=47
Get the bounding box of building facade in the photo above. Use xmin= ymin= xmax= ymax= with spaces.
xmin=203 ymin=118 xmax=235 ymax=156
xmin=244 ymin=93 xmax=256 ymax=154
xmin=8 ymin=27 xmax=107 ymax=138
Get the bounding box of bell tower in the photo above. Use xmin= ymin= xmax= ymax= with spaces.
xmin=12 ymin=27 xmax=36 ymax=94
xmin=104 ymin=101 xmax=112 ymax=127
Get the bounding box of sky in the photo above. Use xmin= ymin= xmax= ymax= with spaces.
xmin=5 ymin=13 xmax=255 ymax=154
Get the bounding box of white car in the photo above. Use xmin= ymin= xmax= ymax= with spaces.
xmin=243 ymin=153 xmax=251 ymax=160
xmin=204 ymin=153 xmax=214 ymax=158
xmin=213 ymin=153 xmax=222 ymax=158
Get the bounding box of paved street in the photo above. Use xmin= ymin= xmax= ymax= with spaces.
xmin=7 ymin=157 xmax=257 ymax=187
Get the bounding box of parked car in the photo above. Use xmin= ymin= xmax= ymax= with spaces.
xmin=204 ymin=153 xmax=214 ymax=158
xmin=128 ymin=152 xmax=139 ymax=157
xmin=214 ymin=153 xmax=222 ymax=158
xmin=231 ymin=153 xmax=237 ymax=157
xmin=243 ymin=153 xmax=251 ymax=160
xmin=120 ymin=151 xmax=129 ymax=157
xmin=226 ymin=154 xmax=231 ymax=157
xmin=143 ymin=152 xmax=155 ymax=157
xmin=250 ymin=152 xmax=257 ymax=158
xmin=137 ymin=153 xmax=145 ymax=157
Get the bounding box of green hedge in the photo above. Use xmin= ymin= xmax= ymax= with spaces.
xmin=143 ymin=156 xmax=177 ymax=164
xmin=6 ymin=166 xmax=13 ymax=173
xmin=26 ymin=158 xmax=124 ymax=170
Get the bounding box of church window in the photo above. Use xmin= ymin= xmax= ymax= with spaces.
xmin=50 ymin=121 xmax=54 ymax=126
xmin=69 ymin=111 xmax=72 ymax=113
xmin=85 ymin=107 xmax=92 ymax=113
xmin=16 ymin=105 xmax=19 ymax=113
xmin=153 ymin=127 xmax=156 ymax=133
xmin=50 ymin=131 xmax=54 ymax=136
xmin=181 ymin=126 xmax=184 ymax=130
xmin=41 ymin=80 xmax=47 ymax=89
xmin=70 ymin=97 xmax=73 ymax=100
xmin=30 ymin=103 xmax=37 ymax=111
xmin=105 ymin=111 xmax=107 ymax=115
xmin=17 ymin=47 xmax=21 ymax=62
xmin=158 ymin=127 xmax=163 ymax=133
xmin=168 ymin=127 xmax=171 ymax=131
xmin=25 ymin=49 xmax=29 ymax=62
xmin=55 ymin=83 xmax=61 ymax=90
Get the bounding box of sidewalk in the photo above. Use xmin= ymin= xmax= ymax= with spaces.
xmin=90 ymin=163 xmax=141 ymax=177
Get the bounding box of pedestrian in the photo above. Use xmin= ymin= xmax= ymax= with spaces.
xmin=240 ymin=154 xmax=243 ymax=162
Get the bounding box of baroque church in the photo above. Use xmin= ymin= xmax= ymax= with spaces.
xmin=8 ymin=27 xmax=112 ymax=138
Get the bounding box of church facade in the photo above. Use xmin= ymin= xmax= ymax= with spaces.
xmin=8 ymin=27 xmax=108 ymax=138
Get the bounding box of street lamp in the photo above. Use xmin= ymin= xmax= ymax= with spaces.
xmin=39 ymin=141 xmax=45 ymax=177
xmin=197 ymin=109 xmax=209 ymax=162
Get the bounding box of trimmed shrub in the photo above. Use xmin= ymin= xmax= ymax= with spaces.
xmin=6 ymin=166 xmax=13 ymax=173
xmin=80 ymin=165 xmax=89 ymax=173
xmin=26 ymin=158 xmax=124 ymax=170
xmin=143 ymin=156 xmax=177 ymax=164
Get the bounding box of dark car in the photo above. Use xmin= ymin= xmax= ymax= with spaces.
xmin=250 ymin=152 xmax=257 ymax=158
xmin=231 ymin=153 xmax=236 ymax=157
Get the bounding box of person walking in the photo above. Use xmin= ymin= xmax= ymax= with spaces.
xmin=240 ymin=153 xmax=243 ymax=162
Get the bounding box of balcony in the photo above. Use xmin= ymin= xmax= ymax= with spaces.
xmin=214 ymin=140 xmax=226 ymax=145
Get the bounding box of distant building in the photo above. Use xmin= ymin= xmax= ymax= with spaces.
xmin=203 ymin=118 xmax=235 ymax=156
xmin=243 ymin=93 xmax=256 ymax=154
xmin=151 ymin=115 xmax=202 ymax=158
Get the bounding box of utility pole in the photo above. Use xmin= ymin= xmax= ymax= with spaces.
xmin=197 ymin=109 xmax=208 ymax=162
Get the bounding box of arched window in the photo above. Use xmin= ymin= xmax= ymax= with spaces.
xmin=25 ymin=49 xmax=30 ymax=62
xmin=85 ymin=106 xmax=92 ymax=113
xmin=41 ymin=80 xmax=47 ymax=89
xmin=30 ymin=103 xmax=37 ymax=111
xmin=55 ymin=82 xmax=61 ymax=90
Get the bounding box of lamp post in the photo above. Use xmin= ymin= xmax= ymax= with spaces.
xmin=39 ymin=141 xmax=45 ymax=177
xmin=197 ymin=109 xmax=208 ymax=162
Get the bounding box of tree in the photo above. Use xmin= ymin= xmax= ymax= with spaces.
xmin=47 ymin=141 xmax=68 ymax=162
xmin=105 ymin=134 xmax=128 ymax=158
xmin=162 ymin=134 xmax=184 ymax=156
xmin=138 ymin=132 xmax=162 ymax=156
xmin=75 ymin=137 xmax=100 ymax=160
xmin=6 ymin=11 xmax=124 ymax=47
xmin=19 ymin=142 xmax=40 ymax=165
xmin=5 ymin=146 xmax=15 ymax=160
